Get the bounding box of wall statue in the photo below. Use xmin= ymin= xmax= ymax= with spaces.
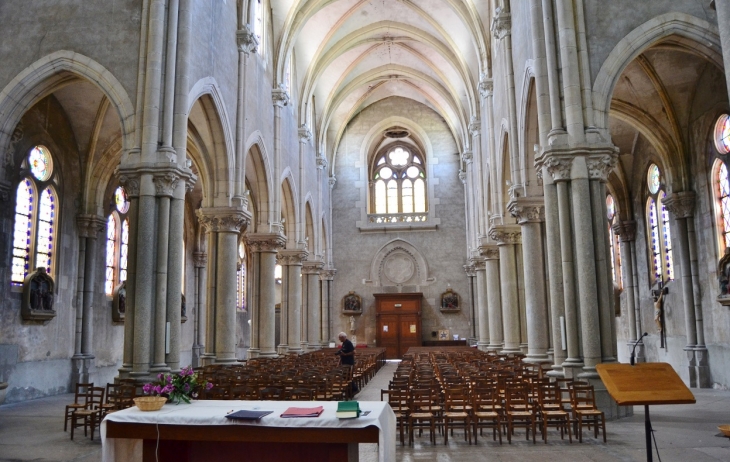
xmin=719 ymin=247 xmax=730 ymax=296
xmin=112 ymin=281 xmax=126 ymax=323
xmin=21 ymin=267 xmax=56 ymax=321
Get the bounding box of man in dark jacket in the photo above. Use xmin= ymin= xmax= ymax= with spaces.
xmin=336 ymin=332 xmax=358 ymax=393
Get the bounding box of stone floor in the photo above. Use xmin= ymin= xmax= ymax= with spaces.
xmin=1 ymin=361 xmax=729 ymax=461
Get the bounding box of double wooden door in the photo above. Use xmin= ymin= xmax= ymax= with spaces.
xmin=375 ymin=293 xmax=422 ymax=359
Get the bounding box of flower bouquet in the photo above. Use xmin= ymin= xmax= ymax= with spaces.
xmin=142 ymin=365 xmax=213 ymax=404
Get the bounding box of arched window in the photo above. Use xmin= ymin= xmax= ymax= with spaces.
xmin=714 ymin=114 xmax=730 ymax=155
xmin=105 ymin=186 xmax=130 ymax=295
xmin=236 ymin=242 xmax=247 ymax=311
xmin=712 ymin=114 xmax=730 ymax=258
xmin=370 ymin=146 xmax=427 ymax=219
xmin=11 ymin=146 xmax=59 ymax=285
xmin=606 ymin=194 xmax=622 ymax=288
xmin=645 ymin=164 xmax=674 ymax=285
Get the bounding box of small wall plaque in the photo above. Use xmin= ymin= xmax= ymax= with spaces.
xmin=440 ymin=288 xmax=460 ymax=312
xmin=343 ymin=291 xmax=362 ymax=314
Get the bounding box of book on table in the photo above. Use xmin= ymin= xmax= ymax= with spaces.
xmin=225 ymin=410 xmax=273 ymax=421
xmin=336 ymin=401 xmax=360 ymax=419
xmin=280 ymin=406 xmax=324 ymax=418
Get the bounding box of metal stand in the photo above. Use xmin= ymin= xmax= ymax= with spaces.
xmin=644 ymin=405 xmax=652 ymax=462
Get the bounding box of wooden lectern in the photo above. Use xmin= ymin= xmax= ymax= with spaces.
xmin=596 ymin=362 xmax=695 ymax=462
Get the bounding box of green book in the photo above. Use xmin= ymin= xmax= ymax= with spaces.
xmin=336 ymin=401 xmax=360 ymax=419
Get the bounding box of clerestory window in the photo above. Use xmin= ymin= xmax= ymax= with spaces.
xmin=645 ymin=163 xmax=673 ymax=285
xmin=105 ymin=187 xmax=130 ymax=295
xmin=369 ymin=146 xmax=427 ymax=219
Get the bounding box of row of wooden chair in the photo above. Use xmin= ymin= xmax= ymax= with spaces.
xmin=63 ymin=381 xmax=138 ymax=440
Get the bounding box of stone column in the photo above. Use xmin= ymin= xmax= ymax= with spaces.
xmin=664 ymin=191 xmax=710 ymax=387
xmin=509 ymin=198 xmax=550 ymax=364
xmin=489 ymin=225 xmax=522 ymax=354
xmin=278 ymin=250 xmax=308 ymax=354
xmin=320 ymin=269 xmax=337 ymax=345
xmin=192 ymin=252 xmax=207 ymax=367
xmin=197 ymin=208 xmax=251 ymax=364
xmin=715 ymin=0 xmax=730 ymax=100
xmin=117 ymin=175 xmax=139 ymax=378
xmin=246 ymin=234 xmax=286 ymax=358
xmin=613 ymin=221 xmax=640 ymax=351
xmin=474 ymin=259 xmax=489 ymax=351
xmin=482 ymin=246 xmax=503 ymax=351
xmin=303 ymin=260 xmax=325 ymax=350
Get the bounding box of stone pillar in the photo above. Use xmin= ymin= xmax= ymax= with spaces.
xmin=197 ymin=208 xmax=251 ymax=364
xmin=151 ymin=174 xmax=175 ymax=373
xmin=474 ymin=259 xmax=489 ymax=351
xmin=303 ymin=260 xmax=325 ymax=350
xmin=489 ymin=225 xmax=522 ymax=354
xmin=482 ymin=246 xmax=503 ymax=351
xmin=246 ymin=234 xmax=286 ymax=358
xmin=277 ymin=250 xmax=308 ymax=354
xmin=664 ymin=191 xmax=710 ymax=387
xmin=715 ymin=0 xmax=730 ymax=100
xmin=613 ymin=221 xmax=642 ymax=357
xmin=320 ymin=269 xmax=337 ymax=345
xmin=509 ymin=198 xmax=550 ymax=364
xmin=117 ymin=175 xmax=139 ymax=378
xmin=192 ymin=252 xmax=207 ymax=368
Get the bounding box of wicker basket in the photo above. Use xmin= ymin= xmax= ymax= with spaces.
xmin=134 ymin=396 xmax=167 ymax=411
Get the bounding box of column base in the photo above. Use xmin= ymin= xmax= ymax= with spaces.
xmin=522 ymin=353 xmax=550 ymax=364
xmin=520 ymin=343 xmax=529 ymax=354
xmin=214 ymin=357 xmax=239 ymax=365
xmin=258 ymin=350 xmax=279 ymax=358
xmin=499 ymin=347 xmax=522 ymax=355
xmin=589 ymin=377 xmax=634 ymax=420
xmin=487 ymin=343 xmax=503 ymax=352
xmin=561 ymin=359 xmax=584 ymax=379
xmin=287 ymin=347 xmax=303 ymax=355
xmin=686 ymin=346 xmax=711 ymax=388
xmin=201 ymin=354 xmax=217 ymax=366
xmin=546 ymin=367 xmax=565 ymax=379
xmin=277 ymin=344 xmax=288 ymax=355
xmin=191 ymin=345 xmax=203 ymax=368
xmin=149 ymin=364 xmax=171 ymax=374
xmin=477 ymin=341 xmax=490 ymax=352
xmin=247 ymin=348 xmax=260 ymax=359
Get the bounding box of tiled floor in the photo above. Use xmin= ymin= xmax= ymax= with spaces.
xmin=1 ymin=361 xmax=729 ymax=461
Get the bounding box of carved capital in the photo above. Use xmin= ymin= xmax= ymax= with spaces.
xmin=479 ymin=245 xmax=500 ymax=260
xmin=76 ymin=214 xmax=106 ymax=238
xmin=329 ymin=176 xmax=337 ymax=189
xmin=544 ymin=156 xmax=573 ymax=181
xmin=0 ymin=180 xmax=11 ymax=201
xmin=458 ymin=170 xmax=467 ymax=184
xmin=461 ymin=150 xmax=473 ymax=164
xmin=272 ymin=84 xmax=290 ymax=107
xmin=277 ymin=249 xmax=308 ymax=266
xmin=478 ymin=75 xmax=493 ymax=99
xmin=491 ymin=9 xmax=511 ymax=40
xmin=117 ymin=172 xmax=141 ymax=197
xmin=316 ymin=155 xmax=328 ymax=170
xmin=193 ymin=251 xmax=207 ymax=268
xmin=196 ymin=207 xmax=251 ymax=233
xmin=663 ymin=191 xmax=696 ymax=219
xmin=245 ymin=233 xmax=286 ymax=252
xmin=298 ymin=124 xmax=313 ymax=144
xmin=507 ymin=197 xmax=545 ymax=224
xmin=153 ymin=172 xmax=180 ymax=197
xmin=236 ymin=24 xmax=259 ymax=54
xmin=469 ymin=117 xmax=481 ymax=137
xmin=586 ymin=153 xmax=618 ymax=181
xmin=466 ymin=262 xmax=480 ymax=274
xmin=302 ymin=260 xmax=325 ymax=274
xmin=612 ymin=220 xmax=636 ymax=242
xmin=489 ymin=225 xmax=522 ymax=245
xmin=320 ymin=269 xmax=337 ymax=281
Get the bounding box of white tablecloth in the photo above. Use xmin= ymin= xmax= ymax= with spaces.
xmin=100 ymin=400 xmax=395 ymax=462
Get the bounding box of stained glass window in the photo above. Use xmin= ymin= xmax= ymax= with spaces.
xmin=645 ymin=163 xmax=673 ymax=284
xmin=115 ymin=187 xmax=129 ymax=214
xmin=715 ymin=114 xmax=730 ymax=155
xmin=106 ymin=215 xmax=117 ymax=295
xmin=11 ymin=147 xmax=60 ymax=285
xmin=370 ymin=145 xmax=427 ymax=216
xmin=105 ymin=185 xmax=130 ymax=294
xmin=120 ymin=219 xmax=129 ymax=282
xmin=11 ymin=180 xmax=33 ymax=284
xmin=237 ymin=242 xmax=247 ymax=311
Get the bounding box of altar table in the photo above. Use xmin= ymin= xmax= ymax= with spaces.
xmin=101 ymin=400 xmax=395 ymax=462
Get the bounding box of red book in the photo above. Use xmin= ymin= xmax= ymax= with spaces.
xmin=280 ymin=406 xmax=324 ymax=418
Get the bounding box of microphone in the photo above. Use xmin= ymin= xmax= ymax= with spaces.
xmin=630 ymin=332 xmax=648 ymax=366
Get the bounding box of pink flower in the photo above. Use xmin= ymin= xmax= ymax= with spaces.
xmin=205 ymin=382 xmax=214 ymax=390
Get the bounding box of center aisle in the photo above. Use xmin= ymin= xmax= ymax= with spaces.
xmin=356 ymin=360 xmax=399 ymax=461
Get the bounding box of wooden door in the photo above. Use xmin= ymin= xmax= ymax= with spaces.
xmin=375 ymin=293 xmax=422 ymax=359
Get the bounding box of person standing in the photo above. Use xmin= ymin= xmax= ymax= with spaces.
xmin=336 ymin=332 xmax=357 ymax=393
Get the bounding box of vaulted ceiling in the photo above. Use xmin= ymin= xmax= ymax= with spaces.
xmin=270 ymin=0 xmax=492 ymax=164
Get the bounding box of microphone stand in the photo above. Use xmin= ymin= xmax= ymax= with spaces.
xmin=630 ymin=332 xmax=648 ymax=366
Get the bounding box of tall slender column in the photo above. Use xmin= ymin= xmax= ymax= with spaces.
xmin=303 ymin=261 xmax=325 ymax=350
xmin=117 ymin=175 xmax=140 ymax=377
xmin=613 ymin=221 xmax=638 ymax=344
xmin=192 ymin=252 xmax=207 ymax=367
xmin=151 ymin=174 xmax=175 ymax=372
xmin=320 ymin=269 xmax=337 ymax=345
xmin=246 ymin=234 xmax=286 ymax=358
xmin=73 ymin=221 xmax=87 ymax=359
xmin=235 ymin=26 xmax=258 ymax=200
xmin=481 ymin=246 xmax=503 ymax=351
xmin=474 ymin=259 xmax=489 ymax=351
xmin=509 ymin=199 xmax=550 ymax=363
xmin=271 ymin=87 xmax=289 ymax=229
xmin=715 ymin=0 xmax=730 ymax=100
xmin=489 ymin=226 xmax=522 ymax=353
xmin=278 ymin=250 xmax=308 ymax=354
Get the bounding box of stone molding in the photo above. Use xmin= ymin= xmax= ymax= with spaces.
xmin=458 ymin=170 xmax=467 ymax=184
xmin=117 ymin=173 xmax=141 ymax=197
xmin=245 ymin=233 xmax=286 ymax=252
xmin=469 ymin=117 xmax=481 ymax=136
xmin=272 ymin=84 xmax=290 ymax=107
xmin=316 ymin=155 xmax=327 ymax=170
xmin=277 ymin=249 xmax=309 ymax=266
xmin=507 ymin=197 xmax=545 ymax=224
xmin=329 ymin=176 xmax=337 ymax=189
xmin=663 ymin=191 xmax=696 ymax=219
xmin=478 ymin=245 xmax=500 ymax=260
xmin=196 ymin=207 xmax=251 ymax=233
xmin=586 ymin=153 xmax=618 ymax=182
xmin=0 ymin=179 xmax=11 ymax=201
xmin=236 ymin=25 xmax=259 ymax=54
xmin=535 ymin=143 xmax=618 ymax=182
xmin=491 ymin=9 xmax=511 ymax=40
xmin=298 ymin=124 xmax=312 ymax=144
xmin=302 ymin=260 xmax=325 ymax=274
xmin=76 ymin=214 xmax=106 ymax=238
xmin=461 ymin=150 xmax=473 ymax=164
xmin=467 ymin=261 xmax=482 ymax=273
xmin=320 ymin=269 xmax=337 ymax=281
xmin=193 ymin=251 xmax=207 ymax=268
xmin=612 ymin=220 xmax=637 ymax=242
xmin=478 ymin=74 xmax=493 ymax=99
xmin=489 ymin=225 xmax=522 ymax=245
xmin=153 ymin=172 xmax=180 ymax=197
xmin=543 ymin=156 xmax=573 ymax=181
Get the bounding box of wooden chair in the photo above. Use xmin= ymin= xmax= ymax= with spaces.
xmin=70 ymin=386 xmax=105 ymax=440
xmin=504 ymin=384 xmax=536 ymax=444
xmin=288 ymin=387 xmax=314 ymax=401
xmin=537 ymin=382 xmax=571 ymax=443
xmin=471 ymin=386 xmax=502 ymax=444
xmin=387 ymin=388 xmax=409 ymax=446
xmin=570 ymin=384 xmax=606 ymax=442
xmin=259 ymin=386 xmax=285 ymax=400
xmin=64 ymin=382 xmax=93 ymax=432
xmin=442 ymin=387 xmax=472 ymax=445
xmin=407 ymin=387 xmax=439 ymax=446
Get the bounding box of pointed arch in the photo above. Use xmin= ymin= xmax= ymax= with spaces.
xmin=280 ymin=172 xmax=298 ymax=246
xmin=244 ymin=135 xmax=272 ymax=232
